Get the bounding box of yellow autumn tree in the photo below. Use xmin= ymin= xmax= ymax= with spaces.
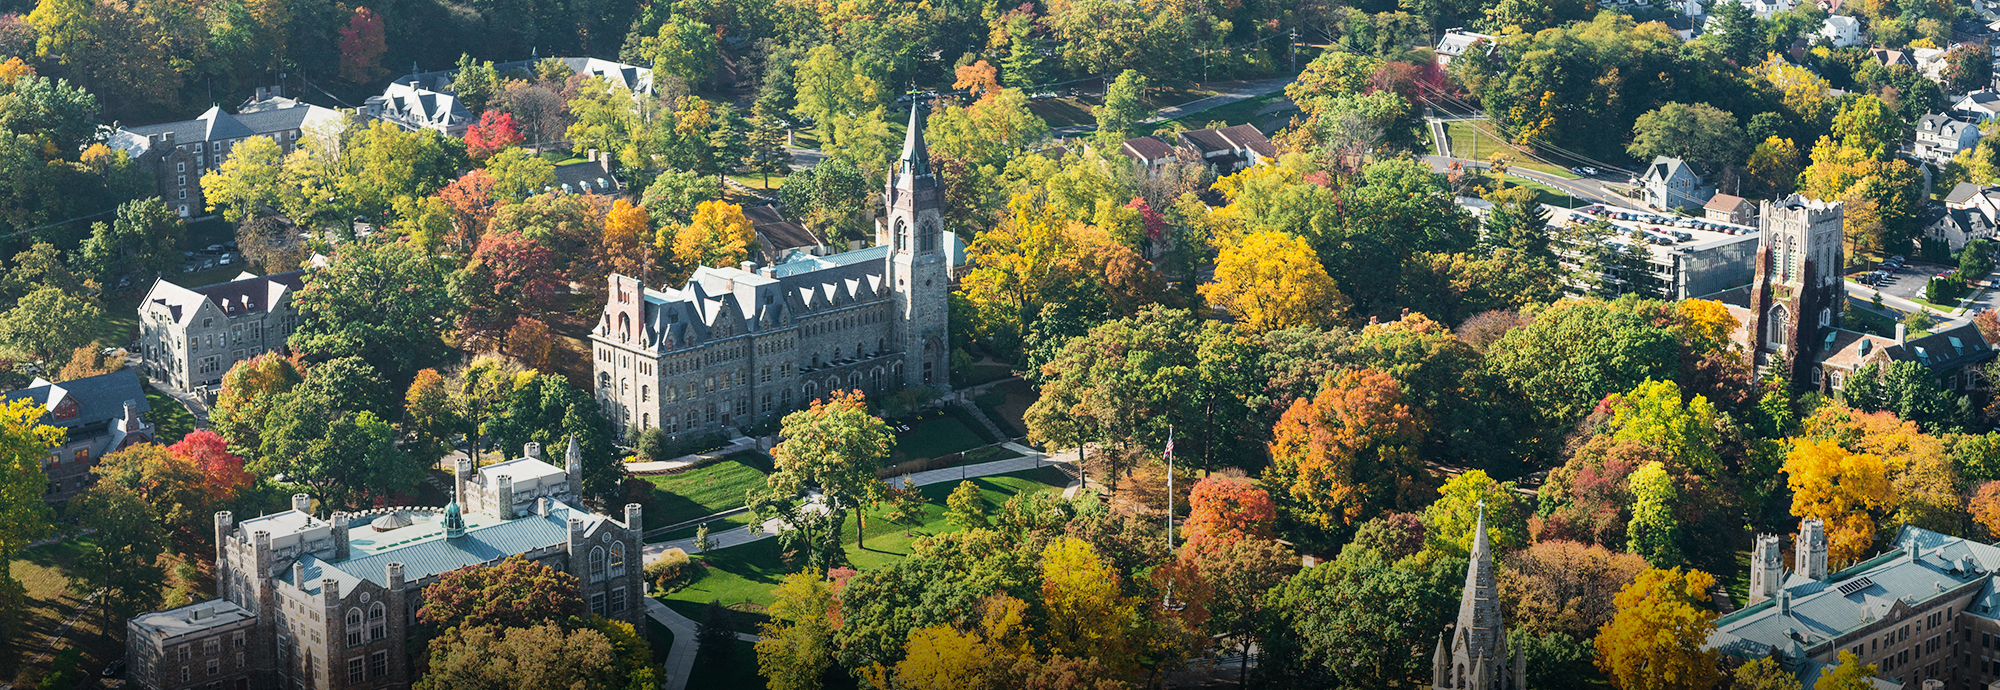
xmin=1784 ymin=438 xmax=1892 ymax=567
xmin=1040 ymin=538 xmax=1137 ymax=674
xmin=1672 ymin=299 xmax=1739 ymax=356
xmin=871 ymin=595 xmax=1035 ymax=690
xmin=1747 ymin=137 xmax=1802 ymax=197
xmin=603 ymin=199 xmax=652 ymax=278
xmin=1751 ymin=55 xmax=1833 ymax=125
xmin=1200 ymin=231 xmax=1349 ymax=334
xmin=1594 ymin=567 xmax=1722 ymax=690
xmin=664 ymin=200 xmax=756 ymax=280
xmin=1813 ymin=651 xmax=1878 ymax=690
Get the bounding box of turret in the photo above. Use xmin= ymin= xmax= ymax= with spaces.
xmin=330 ymin=511 xmax=350 ymax=560
xmin=1797 ymin=518 xmax=1828 ymax=581
xmin=624 ymin=503 xmax=643 ymax=534
xmin=454 ymin=457 xmax=473 ymax=505
xmin=1749 ymin=533 xmax=1783 ymax=604
xmin=565 ymin=435 xmax=583 ymax=489
xmin=494 ymin=474 xmax=515 ymax=520
xmin=291 ymin=493 xmax=311 ymax=514
xmin=213 ymin=511 xmax=233 ymax=596
xmin=524 ymin=442 xmax=543 ymax=460
xmin=1432 ymin=632 xmax=1450 ymax=687
xmin=443 ymin=501 xmax=466 ymax=539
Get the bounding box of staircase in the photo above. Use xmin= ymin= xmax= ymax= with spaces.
xmin=956 ymin=400 xmax=1009 ymax=442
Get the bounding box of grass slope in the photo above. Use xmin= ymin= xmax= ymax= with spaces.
xmin=644 ymin=457 xmax=771 ymax=528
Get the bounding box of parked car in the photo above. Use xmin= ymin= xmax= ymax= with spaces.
xmin=1582 ymin=166 xmax=1599 ymax=175
xmin=1891 ymin=255 xmax=1906 ymax=262
xmin=219 ymin=254 xmax=232 ymax=265
xmin=102 ymin=659 xmax=124 ymax=678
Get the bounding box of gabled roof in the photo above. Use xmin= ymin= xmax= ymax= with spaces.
xmin=113 ymin=100 xmax=342 ymax=159
xmin=1946 ymin=181 xmax=1988 ymax=205
xmin=141 ymin=271 xmax=305 ymax=326
xmin=550 ymin=161 xmax=620 ymax=195
xmin=1882 ymin=321 xmax=1993 ymax=370
xmin=2 ymin=370 xmax=149 ymax=430
xmin=1120 ymin=136 xmax=1178 ymax=162
xmin=1705 ymin=193 xmax=1750 ymax=212
xmin=1645 ymin=156 xmax=1699 ymax=183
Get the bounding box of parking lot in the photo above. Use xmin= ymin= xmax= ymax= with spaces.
xmin=180 ymin=242 xmax=240 ymax=276
xmin=1852 ymin=258 xmax=1960 ymax=305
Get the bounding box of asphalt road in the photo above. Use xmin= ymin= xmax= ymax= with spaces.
xmin=1420 ymin=154 xmax=1643 ymax=210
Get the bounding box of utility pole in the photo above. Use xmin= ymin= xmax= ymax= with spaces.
xmin=1290 ymin=29 xmax=1298 ymax=74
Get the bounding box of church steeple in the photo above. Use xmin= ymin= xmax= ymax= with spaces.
xmin=1434 ymin=503 xmax=1522 ymax=689
xmin=894 ymin=103 xmax=932 ymax=187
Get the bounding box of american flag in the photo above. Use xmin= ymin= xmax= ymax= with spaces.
xmin=1163 ymin=431 xmax=1173 ymax=460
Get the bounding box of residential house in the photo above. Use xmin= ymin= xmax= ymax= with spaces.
xmin=1435 ymin=28 xmax=1497 ymax=66
xmin=1925 ymin=205 xmax=1999 ymax=251
xmin=744 ymin=204 xmax=826 ymax=265
xmin=1873 ymin=46 xmax=1918 ymax=68
xmin=550 ymin=156 xmax=622 ymax=196
xmin=1655 ymin=16 xmax=1698 ymax=41
xmin=1915 ymin=46 xmax=1949 ymax=82
xmin=109 ymin=98 xmax=344 ymax=219
xmin=138 ymin=271 xmax=306 ymax=395
xmin=1913 ymin=111 xmax=1982 ymax=164
xmin=1710 ymin=523 xmax=2000 ymax=688
xmin=1641 ymin=156 xmax=1716 ymax=211
xmin=1737 ymin=0 xmax=1798 ymax=18
xmin=7 ymin=370 xmax=154 ymax=504
xmin=1705 ymin=193 xmax=1756 ymax=225
xmin=362 ymin=80 xmax=471 ymax=137
xmin=1958 ymin=90 xmax=2000 ymax=121
xmin=1175 ymin=125 xmax=1277 ymax=173
xmin=1820 ymin=15 xmax=1863 ymax=47
xmin=125 ymin=447 xmax=646 ymax=690
xmin=1946 ymin=181 xmax=2000 ymax=218
xmin=1119 ymin=136 xmax=1182 ymax=172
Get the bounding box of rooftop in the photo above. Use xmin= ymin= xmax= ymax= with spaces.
xmin=130 ymin=599 xmax=255 ymax=639
xmin=1 ymin=369 xmax=149 ymax=429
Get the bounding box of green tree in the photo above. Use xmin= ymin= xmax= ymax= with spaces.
xmin=80 ymin=198 xmax=180 ymax=287
xmin=1093 ymin=70 xmax=1152 ymax=150
xmin=208 ymin=352 xmax=304 ymax=460
xmin=945 ymin=480 xmax=986 ymax=530
xmin=1421 ymin=470 xmax=1526 ymax=557
xmin=1627 ymin=102 xmax=1749 ymax=171
xmin=1259 ymin=548 xmax=1464 ymax=687
xmin=0 ymin=285 xmax=103 ymax=369
xmin=1697 ymin=1 xmax=1765 ymax=65
xmin=417 ymin=622 xmax=631 ymax=690
xmin=1626 ymin=461 xmax=1683 ymax=568
xmin=641 ymin=169 xmax=721 ymax=228
xmin=1604 ymin=379 xmax=1724 ymax=476
xmin=74 ymin=482 xmax=164 ymax=627
xmin=791 ymin=44 xmax=879 ymax=135
xmin=745 ymin=104 xmax=794 ymax=188
xmin=453 ymin=55 xmax=500 ymax=115
xmin=1962 ymin=239 xmax=1994 ymax=279
xmin=288 ymin=239 xmax=457 ymax=384
xmin=1881 ymin=359 xmax=1966 ymax=434
xmin=1484 ymin=298 xmax=1681 ymax=441
xmin=257 ymin=385 xmax=419 ymax=508
xmin=200 ymin=134 xmax=286 ymax=222
xmin=644 ymin=15 xmax=717 ymax=89
xmin=484 ymin=147 xmax=558 ymax=201
xmin=760 ymin=390 xmax=893 ymax=552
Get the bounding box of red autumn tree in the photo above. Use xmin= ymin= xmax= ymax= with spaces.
xmin=168 ymin=430 xmax=253 ymax=503
xmin=1181 ymin=475 xmax=1276 ymax=550
xmin=1973 ymin=481 xmax=2000 ymax=538
xmin=1124 ymin=196 xmax=1166 ymax=243
xmin=337 ymin=7 xmax=388 ymax=84
xmin=456 ymin=231 xmax=563 ymax=344
xmin=465 ymin=111 xmax=524 ymax=159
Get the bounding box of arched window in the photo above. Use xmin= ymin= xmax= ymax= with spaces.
xmin=589 ymin=547 xmax=606 ymax=582
xmin=1820 ymin=307 xmax=1831 ymax=326
xmin=618 ymin=313 xmax=631 ymax=342
xmin=642 ymin=413 xmax=650 ymax=429
xmin=609 ymin=541 xmax=626 ymax=577
xmin=641 ymin=385 xmax=650 ymax=402
xmin=345 ymin=609 xmax=364 ymax=646
xmin=1767 ymin=305 xmax=1790 ymax=348
xmin=877 ymin=338 xmax=885 ymax=353
xmin=368 ymin=603 xmax=386 ymax=641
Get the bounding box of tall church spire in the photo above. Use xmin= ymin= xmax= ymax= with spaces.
xmin=894 ymin=103 xmax=933 ymax=188
xmin=1434 ymin=502 xmax=1519 ymax=689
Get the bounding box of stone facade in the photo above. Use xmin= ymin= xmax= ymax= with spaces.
xmin=4 ymin=370 xmax=154 ymax=503
xmin=1432 ymin=508 xmax=1526 ymax=689
xmin=126 ymin=600 xmax=257 ymax=690
xmin=138 ymin=271 xmax=306 ymax=394
xmin=591 ymin=106 xmax=950 ymax=441
xmin=129 ymin=445 xmax=645 ymax=690
xmin=108 ymin=98 xmax=343 ymax=219
xmin=1744 ymin=195 xmax=1845 ymax=389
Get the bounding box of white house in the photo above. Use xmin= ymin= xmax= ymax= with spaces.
xmin=1642 ymin=156 xmax=1716 ymax=211
xmin=1819 ymin=15 xmax=1861 ymax=47
xmin=1913 ymin=111 xmax=1982 ymax=164
xmin=1435 ymin=28 xmax=1497 ymax=66
xmin=363 ymin=81 xmax=472 ymax=137
xmin=1960 ymin=90 xmax=2000 ymax=121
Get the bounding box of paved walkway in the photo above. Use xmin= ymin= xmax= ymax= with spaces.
xmin=646 ymin=597 xmax=764 ymax=690
xmin=627 ymin=437 xmax=758 ymax=475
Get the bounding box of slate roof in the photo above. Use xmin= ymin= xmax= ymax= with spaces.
xmin=129 ymin=599 xmax=255 ymax=639
xmin=112 ymin=102 xmax=341 ymax=159
xmin=1946 ymin=181 xmax=1987 ymax=205
xmin=330 ymin=499 xmax=608 ymax=589
xmin=1705 ymin=193 xmax=1750 ymax=212
xmin=550 ymin=161 xmax=621 ymax=195
xmin=1121 ymin=136 xmax=1178 ymax=162
xmin=745 ymin=204 xmax=822 ymax=264
xmin=1816 ymin=328 xmax=1897 ymax=369
xmin=395 ymin=57 xmax=654 ymax=96
xmin=141 ymin=271 xmax=304 ymax=325
xmin=1882 ymin=321 xmax=1992 ymax=370
xmin=1711 ymin=526 xmax=2000 ymax=687
xmin=1645 ymin=156 xmax=1699 ymax=183
xmin=2 ymin=370 xmax=150 ymax=430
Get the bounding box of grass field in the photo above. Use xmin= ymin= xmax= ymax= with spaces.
xmin=5 ymin=537 xmax=131 ymax=684
xmin=647 ymin=510 xmax=759 ymax=544
xmin=658 ymin=467 xmax=1073 ymax=633
xmin=688 ymin=639 xmax=764 ymax=689
xmin=734 ymin=170 xmax=790 ymax=191
xmin=893 ymin=413 xmax=985 ymax=460
xmin=960 ymin=363 xmax=1014 ymax=387
xmin=1144 ymin=91 xmax=1292 ymax=136
xmin=1444 ymin=121 xmax=1574 ymax=177
xmin=1028 ymin=97 xmax=1097 ymax=127
xmin=144 ymin=384 xmax=196 ymax=444
xmin=644 ymin=457 xmax=772 ymax=528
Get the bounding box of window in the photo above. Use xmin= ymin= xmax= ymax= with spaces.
xmin=611 ymin=587 xmax=627 ymax=613
xmin=233 ymin=632 xmax=245 ymax=648
xmin=641 ymin=385 xmax=649 ymax=402
xmin=177 ymin=161 xmax=186 ymax=172
xmin=590 ymin=547 xmax=606 ymax=582
xmin=179 ymin=644 xmax=192 ymax=661
xmin=236 ymin=651 xmax=244 ymax=669
xmin=347 ymin=657 xmax=365 ymax=684
xmin=208 ymin=659 xmax=220 ymax=676
xmin=178 ymin=174 xmax=187 ymax=186
xmin=346 ymin=608 xmax=363 ymax=646
xmin=179 ymin=189 xmax=188 ymax=200
xmin=590 ymin=592 xmax=606 ymax=615
xmin=369 ymin=650 xmax=388 ymax=679
xmin=204 ymin=638 xmax=221 ymax=654
xmin=368 ymin=602 xmax=385 ymax=640
xmin=609 ymin=541 xmax=625 ymax=577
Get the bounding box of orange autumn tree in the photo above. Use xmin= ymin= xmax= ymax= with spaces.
xmin=1181 ymin=475 xmax=1277 ymax=550
xmin=1801 ymin=403 xmax=1962 ymax=541
xmin=953 ymin=60 xmax=1001 ymax=102
xmin=435 ymin=170 xmax=499 ymax=251
xmin=1972 ymin=481 xmax=2000 ymax=538
xmin=603 ymin=199 xmax=653 ymax=278
xmin=1266 ymin=368 xmax=1427 ymax=531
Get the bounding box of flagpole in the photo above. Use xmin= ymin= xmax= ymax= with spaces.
xmin=1166 ymin=425 xmax=1175 ymax=551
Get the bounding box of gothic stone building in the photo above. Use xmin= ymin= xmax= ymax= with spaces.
xmin=7 ymin=370 xmax=154 ymax=503
xmin=139 ymin=270 xmax=306 ymax=395
xmin=1713 ymin=521 xmax=2000 ymax=688
xmin=109 ymin=96 xmax=344 ymax=219
xmin=1733 ymin=193 xmax=1995 ymax=398
xmin=125 ymin=443 xmax=645 ymax=690
xmin=591 ymin=107 xmax=950 ymax=439
xmin=1432 ymin=508 xmax=1527 ymax=689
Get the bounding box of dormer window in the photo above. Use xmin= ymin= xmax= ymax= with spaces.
xmin=51 ymin=399 xmax=78 ymax=421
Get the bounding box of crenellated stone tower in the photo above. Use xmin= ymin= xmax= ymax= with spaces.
xmin=1433 ymin=505 xmax=1526 ymax=690
xmin=881 ymin=103 xmax=951 ymax=389
xmin=1748 ymin=533 xmax=1783 ymax=604
xmin=1744 ymin=194 xmax=1845 ymax=389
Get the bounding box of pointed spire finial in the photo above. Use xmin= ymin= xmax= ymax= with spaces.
xmin=897 ymin=103 xmax=931 ymax=182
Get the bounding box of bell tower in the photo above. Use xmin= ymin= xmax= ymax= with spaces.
xmin=1744 ymin=194 xmax=1844 ymax=389
xmin=884 ymin=102 xmax=950 ymax=390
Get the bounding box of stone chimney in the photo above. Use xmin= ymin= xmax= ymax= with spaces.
xmin=624 ymin=503 xmax=643 ymax=533
xmin=1897 ymin=323 xmax=1907 ymax=344
xmin=213 ymin=511 xmax=234 ymax=590
xmin=494 ymin=474 xmax=515 ymax=520
xmin=292 ymin=561 xmax=305 ymax=588
xmin=454 ymin=458 xmax=473 ymax=505
xmin=740 ymin=261 xmax=757 ymax=273
xmin=330 ymin=511 xmax=350 ymax=560
xmin=291 ymin=493 xmax=311 ymax=514
xmin=760 ymin=266 xmax=777 ymax=279
xmin=524 ymin=442 xmax=543 ymax=460
xmin=537 ymin=496 xmax=551 ymax=517
xmin=386 ymin=562 xmax=404 ymax=591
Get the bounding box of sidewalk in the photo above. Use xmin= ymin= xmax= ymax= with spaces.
xmin=645 ymin=597 xmax=763 ymax=690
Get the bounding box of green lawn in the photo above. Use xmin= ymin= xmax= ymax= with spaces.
xmin=960 ymin=363 xmax=1013 ymax=387
xmin=144 ymin=384 xmax=196 ymax=444
xmin=6 ymin=536 xmax=132 ymax=682
xmin=658 ymin=467 xmax=1073 ymax=631
xmin=1444 ymin=121 xmax=1574 ymax=178
xmin=646 ymin=510 xmax=758 ymax=544
xmin=963 ymin=445 xmax=1023 ymax=463
xmin=893 ymin=413 xmax=985 ymax=460
xmin=973 ymin=378 xmax=1033 ymax=438
xmin=643 ymin=457 xmax=771 ymax=529
xmin=735 ymin=170 xmax=790 ymax=191
xmin=1027 ymin=97 xmax=1098 ymax=127
xmin=1143 ymin=91 xmax=1292 ymax=135
xmin=688 ymin=639 xmax=763 ymax=689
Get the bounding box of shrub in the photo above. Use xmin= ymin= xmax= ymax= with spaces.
xmin=645 ymin=548 xmax=699 ymax=592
